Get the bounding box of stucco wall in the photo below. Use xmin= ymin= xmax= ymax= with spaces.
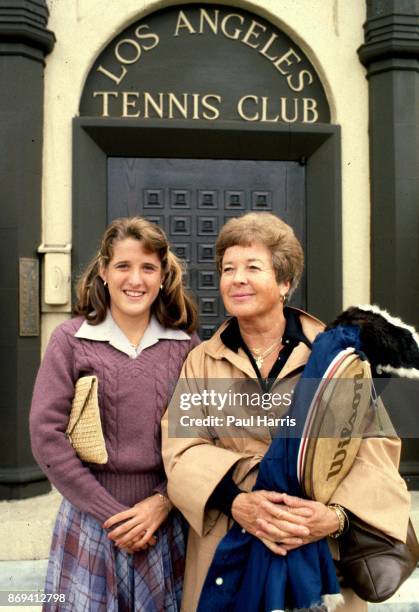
xmin=42 ymin=0 xmax=369 ymax=348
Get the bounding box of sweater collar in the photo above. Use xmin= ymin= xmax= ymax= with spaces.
xmin=75 ymin=311 xmax=190 ymax=357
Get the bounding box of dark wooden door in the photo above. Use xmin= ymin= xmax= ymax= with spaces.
xmin=108 ymin=158 xmax=306 ymax=339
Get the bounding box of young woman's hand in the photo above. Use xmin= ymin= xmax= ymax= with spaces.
xmin=103 ymin=493 xmax=172 ymax=552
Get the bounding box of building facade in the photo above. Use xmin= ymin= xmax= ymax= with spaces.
xmin=0 ymin=0 xmax=418 ymax=499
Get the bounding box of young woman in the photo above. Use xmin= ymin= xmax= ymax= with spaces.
xmin=30 ymin=217 xmax=199 ymax=611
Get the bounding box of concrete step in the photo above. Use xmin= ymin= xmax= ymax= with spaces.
xmin=0 ymin=559 xmax=46 ymax=612
xmin=0 ymin=489 xmax=61 ymax=561
xmin=0 ymin=559 xmax=48 ymax=591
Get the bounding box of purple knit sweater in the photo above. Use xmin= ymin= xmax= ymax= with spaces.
xmin=30 ymin=316 xmax=199 ymax=525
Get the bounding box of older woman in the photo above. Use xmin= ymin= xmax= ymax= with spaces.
xmin=162 ymin=212 xmax=411 ymax=612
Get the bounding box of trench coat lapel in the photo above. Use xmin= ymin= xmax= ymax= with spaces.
xmin=278 ymin=341 xmax=311 ymax=379
xmin=201 ymin=323 xmax=257 ymax=379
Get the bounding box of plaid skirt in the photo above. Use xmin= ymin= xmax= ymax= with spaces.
xmin=43 ymin=497 xmax=185 ymax=612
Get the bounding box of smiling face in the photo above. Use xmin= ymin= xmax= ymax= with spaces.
xmin=220 ymin=243 xmax=290 ymax=323
xmin=99 ymin=237 xmax=163 ymax=327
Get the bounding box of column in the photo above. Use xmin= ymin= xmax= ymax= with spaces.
xmin=0 ymin=0 xmax=55 ymax=498
xmin=358 ymin=0 xmax=419 ymax=327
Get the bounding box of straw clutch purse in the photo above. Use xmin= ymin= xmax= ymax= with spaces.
xmin=65 ymin=375 xmax=108 ymax=464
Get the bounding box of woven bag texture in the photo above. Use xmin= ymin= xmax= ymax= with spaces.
xmin=66 ymin=376 xmax=108 ymax=464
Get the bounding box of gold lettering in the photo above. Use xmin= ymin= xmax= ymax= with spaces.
xmin=280 ymin=97 xmax=299 ymax=123
xmin=288 ymin=69 xmax=313 ymax=92
xmin=303 ymin=98 xmax=318 ymax=123
xmin=274 ymin=48 xmax=301 ymax=75
xmin=261 ymin=96 xmax=280 ymax=122
xmin=259 ymin=33 xmax=279 ymax=62
xmin=135 ymin=24 xmax=160 ymax=50
xmin=96 ymin=64 xmax=127 ymax=85
xmin=201 ymin=94 xmax=221 ymax=120
xmin=221 ymin=13 xmax=245 ymax=40
xmin=115 ymin=39 xmax=142 ymax=65
xmin=199 ymin=9 xmax=219 ymax=34
xmin=93 ymin=91 xmax=118 ymax=117
xmin=144 ymin=92 xmax=164 ymax=118
xmin=237 ymin=95 xmax=259 ymax=121
xmin=242 ymin=20 xmax=267 ymax=49
xmin=122 ymin=92 xmax=140 ymax=117
xmin=174 ymin=10 xmax=196 ymax=36
xmin=192 ymin=93 xmax=200 ymax=119
xmin=168 ymin=93 xmax=189 ymax=119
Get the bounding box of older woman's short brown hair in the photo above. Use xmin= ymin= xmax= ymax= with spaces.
xmin=215 ymin=212 xmax=304 ymax=296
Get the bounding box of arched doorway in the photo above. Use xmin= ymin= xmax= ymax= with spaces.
xmin=74 ymin=3 xmax=341 ymax=333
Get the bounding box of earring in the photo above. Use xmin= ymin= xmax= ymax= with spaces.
xmin=160 ymin=284 xmax=163 ymax=290
xmin=103 ymin=280 xmax=108 ymax=287
xmin=280 ymin=293 xmax=287 ymax=303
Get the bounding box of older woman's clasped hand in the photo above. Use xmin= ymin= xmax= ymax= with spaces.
xmin=231 ymin=491 xmax=339 ymax=556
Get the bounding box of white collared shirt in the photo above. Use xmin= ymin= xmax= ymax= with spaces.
xmin=75 ymin=311 xmax=190 ymax=359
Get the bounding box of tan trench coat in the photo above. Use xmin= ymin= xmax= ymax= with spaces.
xmin=162 ymin=311 xmax=411 ymax=612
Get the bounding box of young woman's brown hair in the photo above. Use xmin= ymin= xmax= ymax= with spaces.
xmin=74 ymin=217 xmax=198 ymax=332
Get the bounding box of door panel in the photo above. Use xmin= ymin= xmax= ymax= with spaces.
xmin=108 ymin=158 xmax=306 ymax=338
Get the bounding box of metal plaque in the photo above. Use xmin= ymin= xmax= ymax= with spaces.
xmin=19 ymin=258 xmax=40 ymax=336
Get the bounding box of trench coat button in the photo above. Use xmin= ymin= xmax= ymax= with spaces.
xmin=215 ymin=577 xmax=223 ymax=586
